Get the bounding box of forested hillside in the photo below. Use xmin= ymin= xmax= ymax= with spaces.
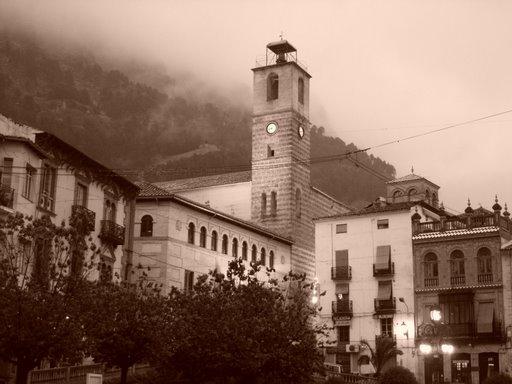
xmin=0 ymin=32 xmax=395 ymax=207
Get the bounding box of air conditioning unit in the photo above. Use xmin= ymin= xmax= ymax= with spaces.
xmin=346 ymin=344 xmax=360 ymax=353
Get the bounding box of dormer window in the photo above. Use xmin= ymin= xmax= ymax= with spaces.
xmin=267 ymin=73 xmax=279 ymax=101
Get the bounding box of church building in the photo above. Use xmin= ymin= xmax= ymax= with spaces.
xmin=132 ymin=40 xmax=351 ymax=290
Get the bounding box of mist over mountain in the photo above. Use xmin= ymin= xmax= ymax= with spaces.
xmin=0 ymin=32 xmax=395 ymax=207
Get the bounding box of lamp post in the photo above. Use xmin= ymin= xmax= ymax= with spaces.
xmin=418 ymin=305 xmax=454 ymax=356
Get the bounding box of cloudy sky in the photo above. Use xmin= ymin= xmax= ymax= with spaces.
xmin=1 ymin=0 xmax=512 ymax=212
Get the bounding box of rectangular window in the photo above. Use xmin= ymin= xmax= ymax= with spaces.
xmin=104 ymin=196 xmax=117 ymax=222
xmin=335 ymin=250 xmax=348 ymax=267
xmin=23 ymin=164 xmax=36 ymax=200
xmin=380 ymin=318 xmax=394 ymax=337
xmin=184 ymin=269 xmax=194 ymax=293
xmin=476 ymin=302 xmax=494 ymax=334
xmin=335 ymin=283 xmax=350 ymax=300
xmin=338 ymin=326 xmax=350 ymax=343
xmin=1 ymin=157 xmax=13 ymax=187
xmin=377 ymin=219 xmax=389 ymax=229
xmin=74 ymin=182 xmax=88 ymax=207
xmin=377 ymin=280 xmax=392 ymax=300
xmin=375 ymin=245 xmax=391 ymax=270
xmin=336 ymin=224 xmax=347 ymax=233
xmin=39 ymin=164 xmax=57 ymax=212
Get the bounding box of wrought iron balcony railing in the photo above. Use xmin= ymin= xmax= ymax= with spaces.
xmin=331 ymin=266 xmax=352 ymax=280
xmin=424 ymin=277 xmax=439 ymax=287
xmin=70 ymin=205 xmax=96 ymax=233
xmin=477 ymin=273 xmax=493 ymax=284
xmin=450 ymin=275 xmax=466 ymax=286
xmin=0 ymin=184 xmax=14 ymax=209
xmin=373 ymin=262 xmax=394 ymax=277
xmin=332 ymin=300 xmax=353 ymax=318
xmin=374 ymin=297 xmax=396 ymax=313
xmin=99 ymin=220 xmax=125 ymax=246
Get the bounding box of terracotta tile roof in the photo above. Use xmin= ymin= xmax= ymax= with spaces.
xmin=316 ymin=201 xmax=418 ymax=220
xmin=386 ymin=173 xmax=423 ymax=184
xmin=154 ymin=171 xmax=252 ymax=192
xmin=415 ymin=283 xmax=502 ymax=293
xmin=136 ymin=182 xmax=172 ymax=197
xmin=412 ymin=226 xmax=499 ymax=240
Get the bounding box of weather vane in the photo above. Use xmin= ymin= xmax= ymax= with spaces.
xmin=279 ymin=31 xmax=284 ymax=40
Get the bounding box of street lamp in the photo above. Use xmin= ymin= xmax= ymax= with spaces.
xmin=430 ymin=306 xmax=442 ymax=323
xmin=417 ymin=306 xmax=454 ymax=355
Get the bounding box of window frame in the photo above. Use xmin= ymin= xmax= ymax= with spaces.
xmin=187 ymin=222 xmax=195 ymax=245
xmin=336 ymin=224 xmax=347 ymax=234
xmin=377 ymin=219 xmax=389 ymax=229
xmin=22 ymin=164 xmax=36 ymax=201
xmin=380 ymin=317 xmax=394 ymax=337
xmin=140 ymin=215 xmax=154 ymax=237
xmin=39 ymin=163 xmax=57 ymax=212
xmin=221 ymin=234 xmax=228 ymax=255
xmin=199 ymin=226 xmax=207 ymax=248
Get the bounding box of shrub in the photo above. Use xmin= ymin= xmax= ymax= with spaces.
xmin=325 ymin=377 xmax=344 ymax=384
xmin=483 ymin=373 xmax=512 ymax=384
xmin=379 ymin=366 xmax=418 ymax=384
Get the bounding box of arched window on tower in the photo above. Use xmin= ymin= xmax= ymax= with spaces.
xmin=432 ymin=192 xmax=439 ymax=207
xmin=298 ymin=77 xmax=304 ymax=104
xmin=211 ymin=230 xmax=218 ymax=251
xmin=424 ymin=252 xmax=438 ymax=287
xmin=232 ymin=238 xmax=239 ymax=257
xmin=222 ymin=234 xmax=228 ymax=255
xmin=267 ymin=73 xmax=279 ymax=101
xmin=425 ymin=189 xmax=431 ymax=204
xmin=261 ymin=247 xmax=266 ymax=266
xmin=407 ymin=188 xmax=417 ymax=202
xmin=269 ymin=251 xmax=275 ymax=269
xmin=477 ymin=247 xmax=492 ymax=283
xmin=199 ymin=226 xmax=207 ymax=248
xmin=187 ymin=223 xmax=195 ymax=244
xmin=270 ymin=191 xmax=277 ymax=217
xmin=296 ymin=188 xmax=302 ymax=218
xmin=251 ymin=244 xmax=257 ymax=263
xmin=392 ymin=190 xmax=403 ymax=203
xmin=242 ymin=241 xmax=248 ymax=260
xmin=140 ymin=215 xmax=153 ymax=237
xmin=261 ymin=192 xmax=267 ymax=218
xmin=450 ymin=250 xmax=465 ymax=286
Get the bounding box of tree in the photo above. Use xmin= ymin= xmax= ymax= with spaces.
xmin=360 ymin=336 xmax=403 ymax=377
xmin=161 ymin=258 xmax=325 ymax=384
xmin=379 ymin=366 xmax=418 ymax=384
xmin=84 ymin=279 xmax=167 ymax=384
xmin=0 ymin=212 xmax=98 ymax=384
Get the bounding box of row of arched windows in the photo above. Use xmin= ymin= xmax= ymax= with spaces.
xmin=266 ymin=72 xmax=305 ymax=104
xmin=423 ymin=247 xmax=493 ymax=286
xmin=187 ymin=223 xmax=275 ymax=268
xmin=392 ymin=188 xmax=438 ymax=206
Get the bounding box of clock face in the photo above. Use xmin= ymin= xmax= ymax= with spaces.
xmin=298 ymin=125 xmax=305 ymax=139
xmin=266 ymin=122 xmax=278 ymax=135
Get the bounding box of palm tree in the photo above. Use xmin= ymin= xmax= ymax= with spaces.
xmin=360 ymin=336 xmax=403 ymax=377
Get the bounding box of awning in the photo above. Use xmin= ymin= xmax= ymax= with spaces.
xmin=477 ymin=302 xmax=494 ymax=333
xmin=335 ymin=250 xmax=348 ymax=267
xmin=336 ymin=283 xmax=349 ymax=295
xmin=377 ymin=280 xmax=392 ymax=300
xmin=375 ymin=245 xmax=391 ymax=270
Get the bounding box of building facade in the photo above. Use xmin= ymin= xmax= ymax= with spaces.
xmin=315 ymin=173 xmax=442 ymax=376
xmin=413 ymin=200 xmax=512 ymax=384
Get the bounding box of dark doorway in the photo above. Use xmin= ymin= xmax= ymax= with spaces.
xmin=425 ymin=355 xmax=444 ymax=384
xmin=479 ymin=353 xmax=499 ymax=384
xmin=451 ymin=353 xmax=471 ymax=384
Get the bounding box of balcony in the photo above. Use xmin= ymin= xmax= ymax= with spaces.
xmin=0 ymin=184 xmax=14 ymax=209
xmin=477 ymin=273 xmax=493 ymax=284
xmin=414 ymin=213 xmax=509 ymax=235
xmin=424 ymin=277 xmax=439 ymax=287
xmin=373 ymin=262 xmax=394 ymax=277
xmin=70 ymin=205 xmax=96 ymax=233
xmin=331 ymin=266 xmax=352 ymax=280
xmin=99 ymin=220 xmax=125 ymax=246
xmin=450 ymin=275 xmax=466 ymax=286
xmin=374 ymin=297 xmax=396 ymax=314
xmin=332 ymin=300 xmax=353 ymax=318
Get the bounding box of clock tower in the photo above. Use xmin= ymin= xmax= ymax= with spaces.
xmin=251 ymin=40 xmax=314 ymax=275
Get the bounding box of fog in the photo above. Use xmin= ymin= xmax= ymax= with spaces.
xmin=1 ymin=0 xmax=512 ymax=212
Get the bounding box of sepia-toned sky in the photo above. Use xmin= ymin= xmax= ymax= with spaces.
xmin=1 ymin=0 xmax=512 ymax=212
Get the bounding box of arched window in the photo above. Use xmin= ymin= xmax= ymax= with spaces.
xmin=424 ymin=253 xmax=438 ymax=277
xmin=477 ymin=247 xmax=492 ymax=283
xmin=242 ymin=241 xmax=248 ymax=260
xmin=211 ymin=230 xmax=218 ymax=251
xmin=267 ymin=73 xmax=279 ymax=101
xmin=298 ymin=77 xmax=304 ymax=104
xmin=407 ymin=188 xmax=417 ymax=202
xmin=261 ymin=247 xmax=266 ymax=266
xmin=199 ymin=226 xmax=207 ymax=248
xmin=251 ymin=245 xmax=257 ymax=263
xmin=187 ymin=223 xmax=195 ymax=244
xmin=425 ymin=189 xmax=431 ymax=204
xmin=232 ymin=238 xmax=239 ymax=257
xmin=270 ymin=191 xmax=277 ymax=217
xmin=432 ymin=192 xmax=439 ymax=206
xmin=261 ymin=192 xmax=267 ymax=218
xmin=222 ymin=234 xmax=228 ymax=255
xmin=269 ymin=251 xmax=275 ymax=269
xmin=392 ymin=190 xmax=402 ymax=202
xmin=296 ymin=188 xmax=302 ymax=218
xmin=450 ymin=250 xmax=465 ymax=285
xmin=140 ymin=215 xmax=153 ymax=237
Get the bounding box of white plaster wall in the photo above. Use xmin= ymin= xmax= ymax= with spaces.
xmin=176 ymin=182 xmax=252 ymax=220
xmin=315 ymin=208 xmax=418 ymax=376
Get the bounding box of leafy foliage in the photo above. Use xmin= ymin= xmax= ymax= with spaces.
xmin=360 ymin=336 xmax=403 ymax=377
xmin=0 ymin=32 xmax=395 ymax=206
xmin=162 ymin=258 xmax=326 ymax=384
xmin=483 ymin=373 xmax=512 ymax=384
xmin=379 ymin=366 xmax=418 ymax=384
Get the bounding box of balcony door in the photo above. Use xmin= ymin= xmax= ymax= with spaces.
xmin=478 ymin=353 xmax=499 ymax=384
